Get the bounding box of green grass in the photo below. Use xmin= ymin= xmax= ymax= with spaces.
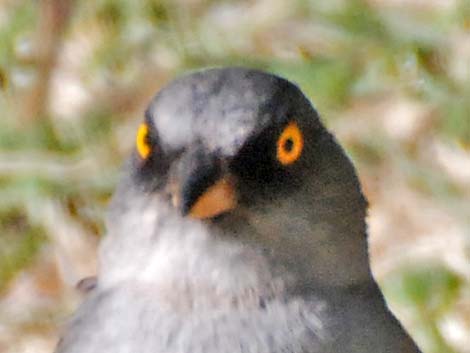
xmin=0 ymin=0 xmax=468 ymax=351
xmin=383 ymin=264 xmax=463 ymax=353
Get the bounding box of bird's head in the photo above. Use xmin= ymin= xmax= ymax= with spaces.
xmin=113 ymin=67 xmax=372 ymax=289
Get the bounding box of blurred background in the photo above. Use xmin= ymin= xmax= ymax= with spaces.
xmin=0 ymin=0 xmax=469 ymax=352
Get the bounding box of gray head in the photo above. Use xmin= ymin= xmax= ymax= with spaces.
xmin=110 ymin=67 xmax=371 ymax=290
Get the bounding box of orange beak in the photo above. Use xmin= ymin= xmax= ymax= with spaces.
xmin=187 ymin=177 xmax=237 ymax=219
xmin=171 ymin=172 xmax=237 ymax=220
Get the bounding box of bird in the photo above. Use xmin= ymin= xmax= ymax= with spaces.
xmin=55 ymin=67 xmax=422 ymax=353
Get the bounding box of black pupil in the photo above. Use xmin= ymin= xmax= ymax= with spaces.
xmin=144 ymin=131 xmax=151 ymax=146
xmin=284 ymin=138 xmax=294 ymax=152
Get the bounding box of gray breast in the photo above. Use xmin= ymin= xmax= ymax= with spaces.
xmin=56 ymin=286 xmax=330 ymax=353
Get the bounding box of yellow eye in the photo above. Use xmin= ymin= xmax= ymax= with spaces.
xmin=276 ymin=121 xmax=304 ymax=165
xmin=136 ymin=123 xmax=151 ymax=159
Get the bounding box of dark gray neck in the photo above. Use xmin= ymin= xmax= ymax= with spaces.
xmin=322 ymin=282 xmax=421 ymax=353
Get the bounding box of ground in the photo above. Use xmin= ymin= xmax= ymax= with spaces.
xmin=0 ymin=1 xmax=469 ymax=352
